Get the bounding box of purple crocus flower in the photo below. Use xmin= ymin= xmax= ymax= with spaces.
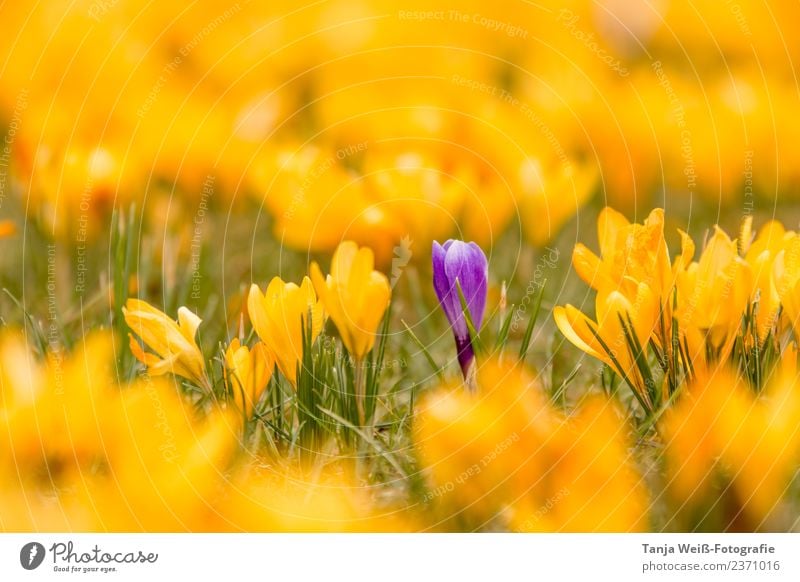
xmin=432 ymin=239 xmax=488 ymax=378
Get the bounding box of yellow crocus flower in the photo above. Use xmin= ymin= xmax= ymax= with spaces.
xmin=247 ymin=276 xmax=323 ymax=386
xmin=742 ymin=219 xmax=795 ymax=341
xmin=554 ymin=281 xmax=659 ymax=407
xmin=224 ymin=339 xmax=274 ymax=418
xmin=675 ymin=227 xmax=752 ymax=366
xmin=309 ymin=241 xmax=391 ymax=361
xmin=572 ymin=206 xmax=672 ymax=301
xmin=773 ymin=237 xmax=800 ymax=341
xmin=123 ymin=299 xmax=210 ymax=390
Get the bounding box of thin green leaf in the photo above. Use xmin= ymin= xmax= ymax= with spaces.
xmin=401 ymin=319 xmax=443 ymax=380
xmin=455 ymin=279 xmax=483 ymax=356
xmin=494 ymin=303 xmax=515 ymax=351
xmin=519 ymin=284 xmax=545 ymax=360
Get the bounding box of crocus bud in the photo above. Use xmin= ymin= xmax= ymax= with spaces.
xmin=432 ymin=239 xmax=488 ymax=378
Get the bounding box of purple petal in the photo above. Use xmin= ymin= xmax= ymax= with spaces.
xmin=443 ymin=240 xmax=488 ymax=334
xmin=432 ymin=241 xmax=448 ymax=303
xmin=432 ymin=240 xmax=463 ymax=333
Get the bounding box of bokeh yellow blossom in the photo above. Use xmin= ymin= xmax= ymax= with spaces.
xmin=415 ymin=358 xmax=648 ymax=532
xmin=0 ymin=221 xmax=16 ymax=238
xmin=662 ymin=368 xmax=800 ymax=531
xmin=211 ymin=465 xmax=415 ymax=533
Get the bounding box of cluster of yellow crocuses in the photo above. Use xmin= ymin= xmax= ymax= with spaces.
xmin=555 ymin=207 xmax=800 ymax=411
xmin=548 ymin=209 xmax=800 ymax=529
xmin=124 ymin=240 xmax=390 ymax=421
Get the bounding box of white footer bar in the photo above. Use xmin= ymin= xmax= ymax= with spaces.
xmin=1 ymin=533 xmax=796 ymax=581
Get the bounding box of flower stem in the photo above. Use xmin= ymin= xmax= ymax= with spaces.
xmin=354 ymin=358 xmax=366 ymax=426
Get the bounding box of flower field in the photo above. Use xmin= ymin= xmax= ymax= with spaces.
xmin=1 ymin=1 xmax=800 ymax=533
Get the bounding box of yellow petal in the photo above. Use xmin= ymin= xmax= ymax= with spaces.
xmin=739 ymin=215 xmax=754 ymax=255
xmin=572 ymin=243 xmax=609 ymax=289
xmin=177 ymin=307 xmax=203 ymax=343
xmin=299 ymin=276 xmax=324 ymax=338
xmin=553 ymin=305 xmax=606 ymax=363
xmin=247 ymin=284 xmax=270 ymax=343
xmin=597 ymin=206 xmax=629 ymax=258
xmin=353 ymin=271 xmax=391 ymax=357
xmin=129 ymin=333 xmax=162 ymax=369
xmin=309 ymin=262 xmax=329 ymax=302
xmin=674 ymin=229 xmax=696 ymax=273
xmin=331 ymin=240 xmax=359 ymax=280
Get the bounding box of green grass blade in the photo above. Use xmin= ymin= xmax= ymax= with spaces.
xmin=494 ymin=304 xmax=515 ymax=351
xmin=401 ymin=319 xmax=443 ymax=380
xmin=518 ymin=284 xmax=544 ymax=360
xmin=455 ymin=279 xmax=483 ymax=356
